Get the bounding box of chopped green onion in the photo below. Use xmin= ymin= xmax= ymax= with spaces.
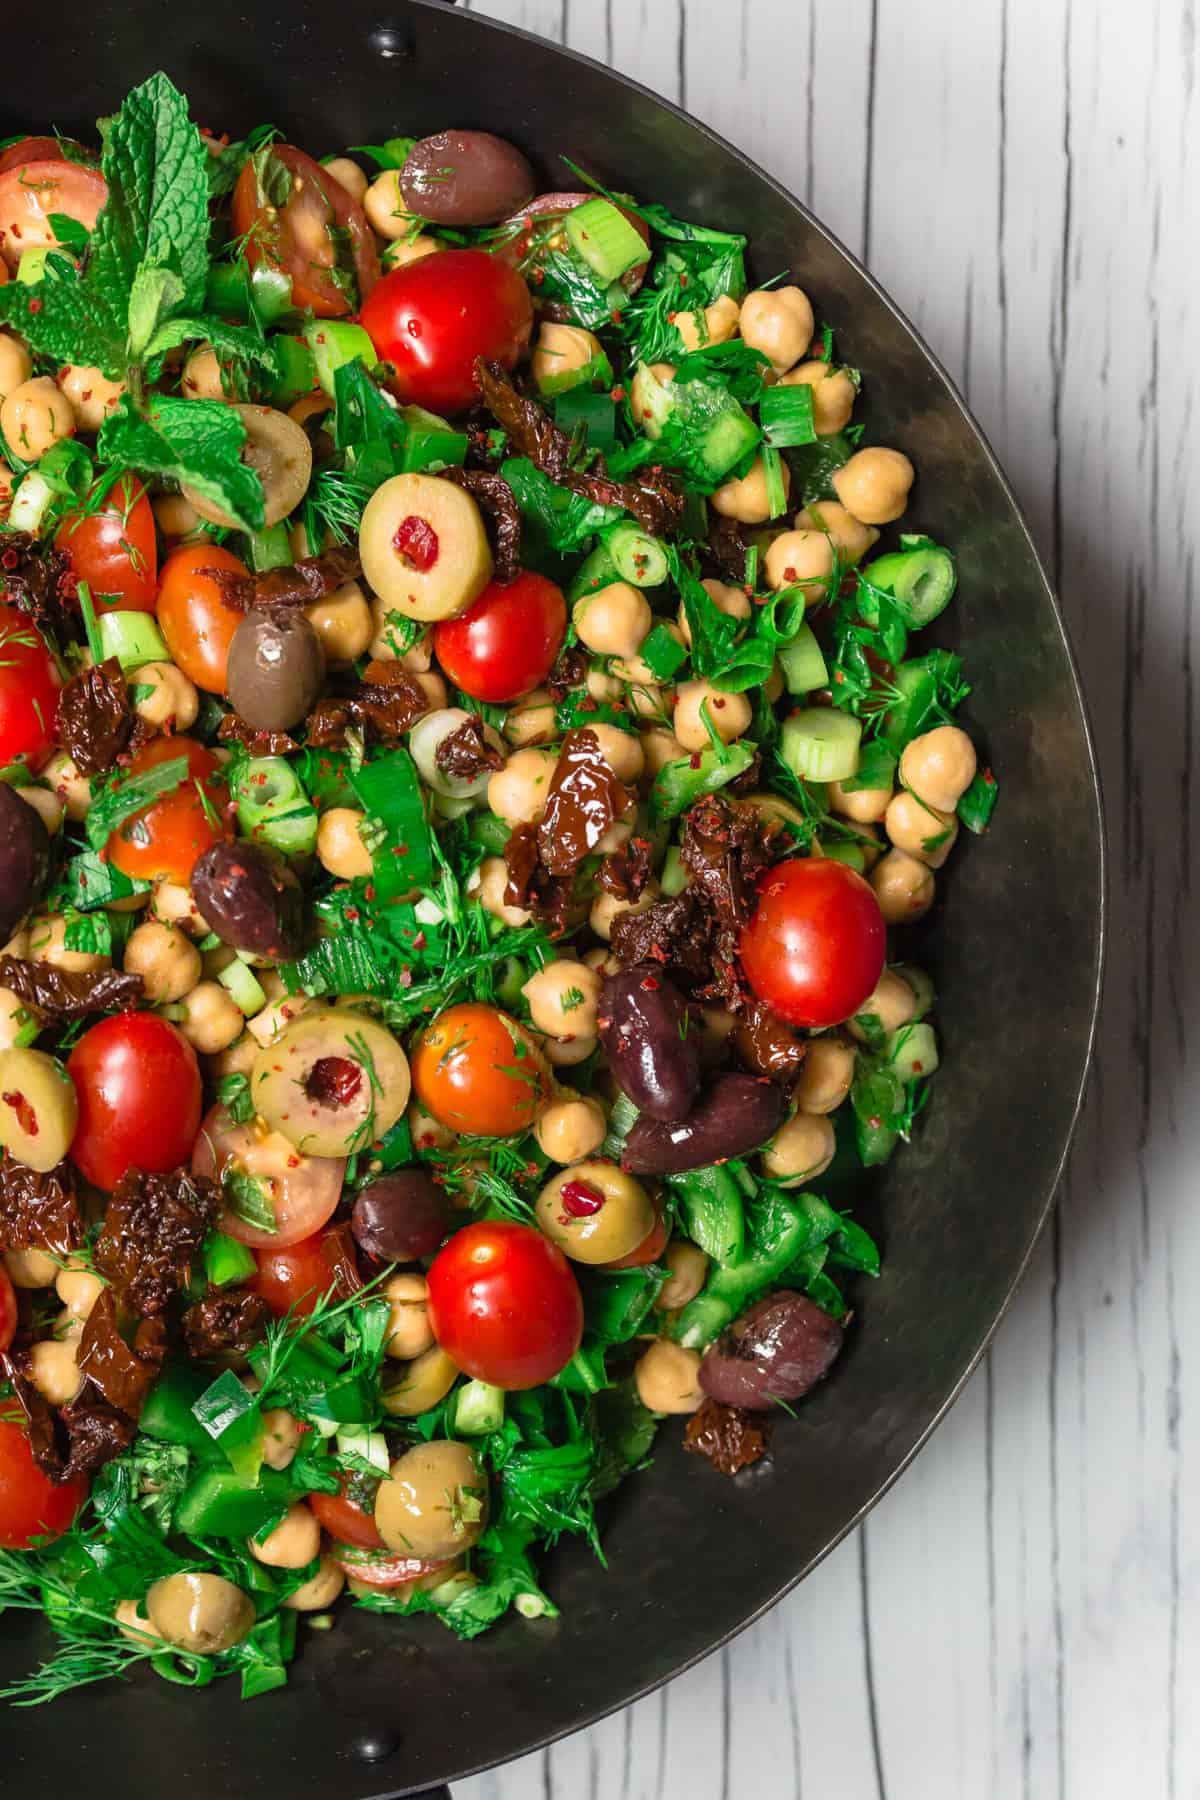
xmin=218 ymin=957 xmax=268 ymax=1016
xmin=564 ymin=198 xmax=648 ymax=282
xmin=859 ymin=536 xmax=957 ymax=630
xmin=97 ymin=609 xmax=169 ymax=670
xmin=886 ymin=1021 xmax=939 ymax=1082
xmin=397 ymin=405 xmax=468 ymax=473
xmin=335 ymin=1423 xmax=390 ymax=1472
xmin=233 ymin=756 xmax=318 ymax=857
xmin=7 ymin=471 xmax=55 ymax=534
xmin=305 ymin=322 xmax=378 ymax=398
xmin=777 ymin=623 xmax=828 ymax=694
xmin=534 ymin=342 xmax=613 ymax=399
xmin=553 ymin=388 xmax=618 ymax=452
xmin=566 ymin=546 xmax=620 ymax=603
xmin=451 ymin=1380 xmax=505 ymax=1436
xmin=781 ymin=707 xmax=862 ymax=782
xmin=760 ymin=382 xmax=817 ymax=447
xmin=16 ymin=247 xmax=51 ymax=285
xmin=605 ymin=521 xmax=669 ymax=588
xmin=649 ymin=739 xmax=758 ymax=820
xmin=760 ymin=446 xmax=789 ymax=520
xmin=349 ymin=747 xmax=433 ymax=893
xmin=246 ymin=523 xmax=292 ymax=573
xmin=76 ymin=580 xmax=104 ymax=664
xmin=659 ymin=844 xmax=687 ymax=895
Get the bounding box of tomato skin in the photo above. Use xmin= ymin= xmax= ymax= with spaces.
xmin=0 ymin=1263 xmax=16 ymax=1352
xmin=359 ymin=250 xmax=533 ymax=416
xmin=0 ymin=1421 xmax=86 ymax=1549
xmin=0 ymin=605 xmax=59 ymax=769
xmin=0 ymin=138 xmax=68 ymax=176
xmin=55 ymin=477 xmax=157 ymax=613
xmin=251 ymin=1236 xmax=339 ymax=1319
xmin=740 ymin=858 xmax=887 ymax=1029
xmin=156 ymin=543 xmax=249 ymax=693
xmin=0 ymin=160 xmax=106 ymax=272
xmin=410 ymin=1003 xmax=550 ymax=1138
xmin=329 ymin=1541 xmax=449 ymax=1587
xmin=427 ymin=1220 xmax=583 ymax=1390
xmin=67 ymin=1012 xmax=202 ymax=1192
xmin=106 ymin=736 xmax=224 ymax=884
xmin=311 ymin=1486 xmax=385 ymax=1551
xmin=231 ymin=144 xmax=379 ymax=319
xmin=604 ymin=1203 xmax=669 ymax=1270
xmin=433 ymin=571 xmax=566 ymax=704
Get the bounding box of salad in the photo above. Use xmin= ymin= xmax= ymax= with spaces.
xmin=0 ymin=76 xmax=997 ymax=1704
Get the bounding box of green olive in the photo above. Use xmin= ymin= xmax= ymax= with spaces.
xmin=374 ymin=1439 xmax=488 ymax=1561
xmin=0 ymin=1048 xmax=78 ymax=1172
xmin=535 ymin=1160 xmax=655 ymax=1263
xmin=145 ymin=1572 xmax=255 ymax=1654
xmin=251 ymin=1008 xmax=411 ymax=1156
xmin=380 ymin=1345 xmax=459 ymax=1417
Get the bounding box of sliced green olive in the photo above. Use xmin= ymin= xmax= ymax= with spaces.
xmin=0 ymin=1047 xmax=78 ymax=1173
xmin=251 ymin=1007 xmax=411 ymax=1157
xmin=536 ymin=1160 xmax=655 ymax=1263
xmin=184 ymin=405 xmax=313 ymax=529
xmin=374 ymin=1439 xmax=488 ymax=1560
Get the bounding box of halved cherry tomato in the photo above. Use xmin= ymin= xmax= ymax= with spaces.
xmin=329 ymin=1540 xmax=450 ymax=1588
xmin=0 ymin=1263 xmax=16 ymax=1352
xmin=311 ymin=1481 xmax=385 ymax=1551
xmin=433 ymin=570 xmax=566 ymax=704
xmin=427 ymin=1219 xmax=583 ymax=1390
xmin=231 ymin=144 xmax=380 ymax=319
xmin=67 ymin=1011 xmax=202 ymax=1192
xmin=740 ymin=857 xmax=887 ymax=1029
xmin=410 ymin=1003 xmax=550 ymax=1138
xmin=191 ymin=1104 xmax=345 ymax=1251
xmin=0 ymin=1420 xmax=86 ymax=1549
xmin=55 ymin=477 xmax=158 ymax=613
xmin=0 ymin=138 xmax=68 ymax=176
xmin=156 ymin=543 xmax=249 ymax=693
xmin=604 ymin=1202 xmax=669 ymax=1269
xmin=105 ymin=735 xmax=224 ymax=884
xmin=250 ymin=1235 xmax=340 ymax=1318
xmin=359 ymin=249 xmax=533 ymax=416
xmin=0 ymin=159 xmax=106 ymax=273
xmin=500 ymin=191 xmax=651 ymax=294
xmin=0 ymin=604 xmax=59 ymax=769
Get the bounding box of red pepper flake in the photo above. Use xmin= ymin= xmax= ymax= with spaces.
xmin=610 ymin=385 xmax=626 ymax=402
xmin=639 ymin=975 xmax=660 ymax=991
xmin=412 ymin=931 xmax=427 ymax=952
xmin=28 ymin=298 xmax=42 ymax=314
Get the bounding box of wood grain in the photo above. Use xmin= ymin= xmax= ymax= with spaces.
xmin=454 ymin=2 xmax=1198 ymax=1795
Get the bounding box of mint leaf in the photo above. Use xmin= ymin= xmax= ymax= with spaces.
xmin=0 ymin=274 xmax=124 ymax=377
xmin=144 ymin=314 xmax=278 ymax=374
xmin=93 ymin=72 xmax=210 ymax=323
xmin=127 ymin=265 xmax=186 ymax=358
xmin=98 ymin=394 xmax=264 ymax=531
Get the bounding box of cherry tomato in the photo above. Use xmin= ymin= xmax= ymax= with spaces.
xmin=410 ymin=1003 xmax=550 ymax=1138
xmin=231 ymin=144 xmax=379 ymax=319
xmin=426 ymin=1220 xmax=583 ymax=1390
xmin=0 ymin=159 xmax=106 ymax=273
xmin=359 ymin=249 xmax=533 ymax=416
xmin=250 ymin=1236 xmax=340 ymax=1318
xmin=0 ymin=138 xmax=68 ymax=175
xmin=433 ymin=570 xmax=566 ymax=704
xmin=740 ymin=857 xmax=887 ymax=1029
xmin=329 ymin=1541 xmax=450 ymax=1587
xmin=67 ymin=1012 xmax=202 ymax=1192
xmin=0 ymin=604 xmax=59 ymax=769
xmin=191 ymin=1104 xmax=345 ymax=1250
xmin=604 ymin=1202 xmax=669 ymax=1270
xmin=0 ymin=1263 xmax=15 ymax=1352
xmin=0 ymin=1420 xmax=86 ymax=1549
xmin=106 ymin=736 xmax=224 ymax=884
xmin=311 ymin=1482 xmax=385 ymax=1551
xmin=55 ymin=477 xmax=158 ymax=614
xmin=156 ymin=543 xmax=249 ymax=693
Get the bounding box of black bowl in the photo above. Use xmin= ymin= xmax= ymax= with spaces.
xmin=0 ymin=4 xmax=1103 ymax=1794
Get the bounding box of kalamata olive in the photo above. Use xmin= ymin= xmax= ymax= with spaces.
xmin=699 ymin=1290 xmax=844 ymax=1410
xmin=621 ymin=1073 xmax=786 ymax=1175
xmin=352 ymin=1171 xmax=452 ymax=1262
xmin=191 ymin=839 xmax=304 ymax=962
xmin=400 ymin=130 xmax=534 ymax=226
xmin=0 ymin=785 xmax=49 ymax=942
xmin=225 ymin=604 xmax=326 ymax=732
xmin=598 ymin=963 xmax=701 ymax=1122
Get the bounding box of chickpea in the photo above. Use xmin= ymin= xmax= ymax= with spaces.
xmin=613 ymin=626 xmax=687 ymax=687
xmin=871 ymin=849 xmax=935 ymax=924
xmin=640 ymin=725 xmax=687 ymax=776
xmin=181 ymin=346 xmax=229 ymax=401
xmin=316 ymin=807 xmax=374 ymax=880
xmin=673 ymin=292 xmax=741 ymax=353
xmin=534 ymin=1094 xmax=607 ymax=1165
xmin=40 ymin=751 xmax=91 ymax=823
xmin=711 ymin=453 xmax=790 ymax=525
xmin=573 ymin=581 xmax=652 ymax=659
xmin=487 ymin=748 xmax=558 ymax=827
xmin=542 ymin=1031 xmax=597 ymax=1068
xmin=673 ymin=680 xmax=752 ymax=752
xmin=675 ymin=578 xmax=750 ymax=651
xmin=595 ymin=817 xmax=633 ymax=858
xmin=503 ymin=693 xmax=557 ymax=748
xmin=848 ymin=970 xmax=917 ymax=1043
xmin=56 ymin=1266 xmax=105 ymax=1319
xmin=382 ymin=1272 xmax=435 ymax=1361
xmin=586 ymin=666 xmax=623 ymax=705
xmin=382 ymin=1345 xmax=459 ymax=1417
xmin=56 ymin=364 xmax=125 ymax=432
xmin=635 ymin=1340 xmax=704 ymax=1414
xmin=0 ymin=465 xmax=13 ymax=524
xmin=283 ymin=1555 xmax=346 ymax=1612
xmin=381 ymin=234 xmax=440 ymax=270
xmin=828 ymin=775 xmax=891 ymax=825
xmin=207 ymin=1031 xmax=260 ymax=1082
xmin=764 ymin=528 xmax=836 ymax=600
xmin=590 ymin=879 xmax=660 ymax=942
xmin=146 ymin=1572 xmax=255 ymax=1654
xmin=123 ymin=920 xmax=201 ymax=1004
xmin=407 ymin=1097 xmax=456 ymax=1155
xmin=324 ymin=156 xmax=368 ymax=203
xmin=151 ymin=879 xmax=206 ymax=936
xmin=4 ymin=1245 xmax=58 ymax=1288
xmin=791 ymin=1037 xmax=855 ymax=1114
xmin=363 ymin=169 xmax=414 ymax=239
xmin=29 ymin=913 xmax=108 ymax=976
xmin=832 ymin=446 xmax=915 ymax=526
xmin=656 ymin=1241 xmax=710 ymax=1312
xmin=0 ymin=332 xmax=32 ymax=402
xmin=18 ymin=785 xmax=62 ymax=835
xmin=375 ymin=1439 xmax=488 ymax=1561
xmin=30 ymin=1337 xmax=82 ymax=1406
xmin=306 ymin=581 xmax=373 ymax=664
xmin=261 ymin=1408 xmax=305 ymax=1471
xmin=249 ymin=1501 xmax=321 ymax=1571
xmin=537 ymin=1161 xmax=654 ymax=1264
xmin=522 ymin=960 xmax=601 ymax=1038
xmin=132 ymin=661 xmax=200 ymax=733
xmin=779 ymin=360 xmax=856 ymax=434
xmin=582 ymin=946 xmax=621 ymax=977
xmin=471 ymin=855 xmax=531 ymax=929
xmin=176 ymin=981 xmax=244 ymax=1055
xmin=153 ymin=493 xmax=203 ymax=542
xmin=899 ymin=725 xmax=978 ymax=814
xmin=763 ymin=1110 xmax=836 ymax=1183
xmin=590 ymin=722 xmax=644 ymax=784
xmin=794 ymin=500 xmax=879 ymax=567
xmin=740 ymin=286 xmax=815 ymax=375
xmin=413 ymin=671 xmax=448 ymax=711
xmin=115 ymin=1598 xmax=163 ymax=1644
xmin=370 ymin=602 xmax=433 ymax=669
xmin=884 ymin=791 xmax=958 ymax=868
xmin=532 ymin=321 xmax=605 ymax=389
xmin=0 ymin=988 xmax=36 ymax=1052
xmin=1 ymin=377 xmax=75 ymax=460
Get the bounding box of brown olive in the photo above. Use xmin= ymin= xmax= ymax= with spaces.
xmin=374 ymin=1438 xmax=488 ymax=1560
xmin=351 ymin=1170 xmax=451 ymax=1262
xmin=400 ymin=130 xmax=534 ymax=226
xmin=0 ymin=784 xmax=49 ymax=942
xmin=191 ymin=840 xmax=304 ymax=963
xmin=699 ymin=1290 xmax=844 ymax=1410
xmin=225 ymin=604 xmax=325 ymax=732
xmin=621 ymin=1074 xmax=786 ymax=1175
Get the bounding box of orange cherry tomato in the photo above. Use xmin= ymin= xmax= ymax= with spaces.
xmin=410 ymin=1003 xmax=551 ymax=1138
xmin=0 ymin=1420 xmax=86 ymax=1548
xmin=105 ymin=736 xmax=225 ymax=884
xmin=156 ymin=543 xmax=249 ymax=693
xmin=230 ymin=144 xmax=379 ymax=319
xmin=55 ymin=476 xmax=158 ymax=613
xmin=603 ymin=1202 xmax=669 ymax=1269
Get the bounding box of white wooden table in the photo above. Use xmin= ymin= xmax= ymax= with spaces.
xmin=455 ymin=4 xmax=1197 ymax=1795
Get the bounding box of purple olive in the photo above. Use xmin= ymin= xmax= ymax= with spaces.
xmin=191 ymin=840 xmax=304 ymax=962
xmin=598 ymin=963 xmax=701 ymax=1122
xmin=351 ymin=1171 xmax=452 ymax=1262
xmin=0 ymin=784 xmax=48 ymax=943
xmin=621 ymin=1073 xmax=786 ymax=1175
xmin=699 ymin=1291 xmax=844 ymax=1411
xmin=400 ymin=130 xmax=535 ymax=226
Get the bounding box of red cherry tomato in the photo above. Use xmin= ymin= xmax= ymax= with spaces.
xmin=740 ymin=857 xmax=887 ymax=1029
xmin=231 ymin=144 xmax=379 ymax=319
xmin=0 ymin=138 xmax=69 ymax=176
xmin=410 ymin=1003 xmax=550 ymax=1138
xmin=55 ymin=477 xmax=158 ymax=614
xmin=311 ymin=1482 xmax=385 ymax=1551
xmin=359 ymin=249 xmax=533 ymax=416
xmin=0 ymin=605 xmax=59 ymax=769
xmin=604 ymin=1202 xmax=669 ymax=1269
xmin=156 ymin=543 xmax=249 ymax=693
xmin=0 ymin=1420 xmax=86 ymax=1549
xmin=106 ymin=736 xmax=224 ymax=884
xmin=0 ymin=159 xmax=106 ymax=273
xmin=67 ymin=1012 xmax=202 ymax=1192
xmin=433 ymin=570 xmax=566 ymax=704
xmin=0 ymin=1263 xmax=16 ymax=1352
xmin=250 ymin=1236 xmax=339 ymax=1318
xmin=329 ymin=1541 xmax=450 ymax=1587
xmin=427 ymin=1220 xmax=583 ymax=1390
